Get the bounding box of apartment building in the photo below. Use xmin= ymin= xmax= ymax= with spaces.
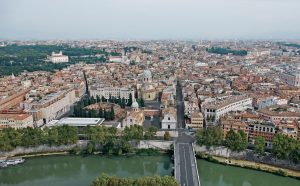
xmin=26 ymin=89 xmax=76 ymax=126
xmin=0 ymin=89 xmax=30 ymax=110
xmin=184 ymin=99 xmax=199 ymax=117
xmin=90 ymin=86 xmax=135 ymax=101
xmin=187 ymin=112 xmax=204 ymax=129
xmin=220 ymin=115 xmax=248 ymax=138
xmin=0 ymin=113 xmax=34 ymax=129
xmin=258 ymin=106 xmax=300 ymax=124
xmin=248 ymin=121 xmax=276 ymax=148
xmin=202 ymin=95 xmax=252 ymax=126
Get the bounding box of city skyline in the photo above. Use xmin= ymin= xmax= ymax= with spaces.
xmin=1 ymin=0 xmax=300 ymax=40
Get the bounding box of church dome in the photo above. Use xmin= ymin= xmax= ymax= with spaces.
xmin=131 ymin=101 xmax=139 ymax=108
xmin=143 ymin=69 xmax=152 ymax=79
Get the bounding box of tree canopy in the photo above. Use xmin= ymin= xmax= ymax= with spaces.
xmin=0 ymin=125 xmax=78 ymax=151
xmin=195 ymin=127 xmax=223 ymax=148
xmin=272 ymin=133 xmax=300 ymax=163
xmin=206 ymin=47 xmax=247 ymax=56
xmin=254 ymin=136 xmax=266 ymax=155
xmin=91 ymin=174 xmax=179 ymax=186
xmin=225 ymin=130 xmax=248 ymax=152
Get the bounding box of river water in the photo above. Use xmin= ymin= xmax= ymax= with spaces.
xmin=197 ymin=159 xmax=300 ymax=186
xmin=0 ymin=155 xmax=172 ymax=186
xmin=1 ymin=155 xmax=299 ymax=186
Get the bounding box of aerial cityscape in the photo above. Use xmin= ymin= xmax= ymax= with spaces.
xmin=0 ymin=1 xmax=300 ymax=186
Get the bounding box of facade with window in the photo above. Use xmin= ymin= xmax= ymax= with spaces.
xmin=0 ymin=113 xmax=34 ymax=129
xmin=161 ymin=107 xmax=177 ymax=129
xmin=248 ymin=121 xmax=276 ymax=148
xmin=202 ymin=95 xmax=252 ymax=126
xmin=187 ymin=112 xmax=204 ymax=129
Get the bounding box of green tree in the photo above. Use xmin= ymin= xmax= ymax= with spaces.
xmin=91 ymin=174 xmax=179 ymax=186
xmin=121 ymin=140 xmax=133 ymax=153
xmin=86 ymin=141 xmax=96 ymax=154
xmin=103 ymin=110 xmax=107 ymax=120
xmin=21 ymin=127 xmax=43 ymax=147
xmin=99 ymin=108 xmax=103 ymax=118
xmin=96 ymin=95 xmax=100 ymax=103
xmin=123 ymin=125 xmax=144 ymax=141
xmin=144 ymin=126 xmax=157 ymax=140
xmin=195 ymin=127 xmax=223 ymax=148
xmin=238 ymin=130 xmax=248 ymax=151
xmin=127 ymin=93 xmax=133 ymax=106
xmin=140 ymin=98 xmax=145 ymax=107
xmin=90 ymin=109 xmax=97 ymax=118
xmin=225 ymin=130 xmax=247 ymax=152
xmin=46 ymin=127 xmax=59 ymax=146
xmin=290 ymin=141 xmax=300 ymax=164
xmin=164 ymin=131 xmax=171 ymax=140
xmin=272 ymin=133 xmax=293 ymax=160
xmin=121 ymin=98 xmax=126 ymax=108
xmin=110 ymin=106 xmax=115 ymax=120
xmin=254 ymin=136 xmax=265 ymax=155
xmin=57 ymin=125 xmax=78 ymax=145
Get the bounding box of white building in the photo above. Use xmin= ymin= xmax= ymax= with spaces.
xmin=202 ymin=95 xmax=252 ymax=126
xmin=161 ymin=107 xmax=177 ymax=129
xmin=108 ymin=56 xmax=128 ymax=63
xmin=48 ymin=51 xmax=69 ymax=63
xmin=46 ymin=117 xmax=105 ymax=128
xmin=90 ymin=86 xmax=135 ymax=101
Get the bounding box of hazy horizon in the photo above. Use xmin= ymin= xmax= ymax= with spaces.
xmin=1 ymin=0 xmax=300 ymax=40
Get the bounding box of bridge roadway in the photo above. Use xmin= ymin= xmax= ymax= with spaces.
xmin=175 ymin=80 xmax=201 ymax=186
xmin=174 ymin=133 xmax=201 ymax=186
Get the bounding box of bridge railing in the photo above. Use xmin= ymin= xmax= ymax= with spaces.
xmin=192 ymin=142 xmax=201 ymax=186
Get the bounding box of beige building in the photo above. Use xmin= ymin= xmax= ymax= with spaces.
xmin=122 ymin=101 xmax=144 ymax=128
xmin=0 ymin=113 xmax=34 ymax=129
xmin=187 ymin=112 xmax=204 ymax=129
xmin=26 ymin=89 xmax=76 ymax=126
xmin=140 ymin=70 xmax=158 ymax=101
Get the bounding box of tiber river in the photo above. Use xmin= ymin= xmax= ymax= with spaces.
xmin=0 ymin=155 xmax=299 ymax=186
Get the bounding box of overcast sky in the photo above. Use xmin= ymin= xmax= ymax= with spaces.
xmin=1 ymin=0 xmax=299 ymax=40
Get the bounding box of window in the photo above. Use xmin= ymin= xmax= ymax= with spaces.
xmin=168 ymin=117 xmax=170 ymax=120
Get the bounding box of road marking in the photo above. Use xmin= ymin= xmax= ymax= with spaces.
xmin=183 ymin=145 xmax=189 ymax=186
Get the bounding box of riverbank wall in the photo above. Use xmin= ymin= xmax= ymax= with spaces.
xmin=193 ymin=144 xmax=300 ymax=172
xmin=137 ymin=140 xmax=173 ymax=150
xmin=0 ymin=141 xmax=88 ymax=158
xmin=0 ymin=140 xmax=173 ymax=158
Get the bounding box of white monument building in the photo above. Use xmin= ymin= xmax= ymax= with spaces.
xmin=48 ymin=51 xmax=69 ymax=63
